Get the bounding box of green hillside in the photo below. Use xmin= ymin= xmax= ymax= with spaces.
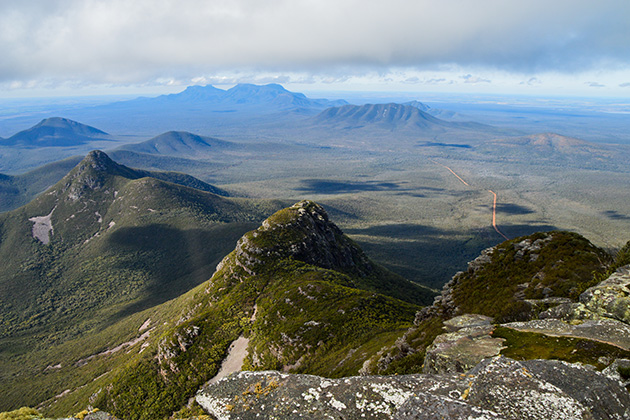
xmin=371 ymin=231 xmax=629 ymax=377
xmin=0 ymin=154 xmax=433 ymax=418
xmin=0 ymin=156 xmax=83 ymax=212
xmin=91 ymin=201 xmax=432 ymax=420
xmin=0 ymin=151 xmax=287 ymax=411
xmin=0 ymin=152 xmax=229 ymax=213
xmin=1 ymin=196 xmax=433 ymax=419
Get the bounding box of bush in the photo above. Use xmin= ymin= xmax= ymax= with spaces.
xmin=0 ymin=407 xmax=42 ymax=420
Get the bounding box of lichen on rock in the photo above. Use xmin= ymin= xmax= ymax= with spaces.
xmin=580 ymin=265 xmax=630 ymax=324
xmin=423 ymin=314 xmax=505 ymax=374
xmin=196 ymin=356 xmax=630 ymax=420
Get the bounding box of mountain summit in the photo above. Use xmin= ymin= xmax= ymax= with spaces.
xmin=116 ymin=131 xmax=235 ymax=157
xmin=314 ymin=103 xmax=444 ymax=129
xmin=312 ymin=103 xmax=485 ymax=133
xmin=2 ymin=117 xmax=111 ymax=147
xmin=91 ymin=200 xmax=432 ymax=419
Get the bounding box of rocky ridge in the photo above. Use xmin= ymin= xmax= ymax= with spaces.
xmin=196 ymin=356 xmax=630 ymax=419
xmin=194 ymin=233 xmax=630 ymax=420
xmin=89 ymin=200 xmax=430 ymax=420
xmin=217 ymin=200 xmax=373 ymax=279
xmin=359 ymin=232 xmax=630 ymax=386
xmin=213 ymin=200 xmax=433 ymax=305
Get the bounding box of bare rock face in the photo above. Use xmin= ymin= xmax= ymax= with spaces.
xmin=196 ymin=370 xmax=470 ymax=420
xmin=216 ymin=200 xmax=374 ymax=281
xmin=525 ymin=265 xmax=630 ymax=350
xmin=603 ymin=358 xmax=630 ymax=387
xmin=423 ymin=314 xmax=505 ymax=374
xmin=394 ymin=394 xmax=504 ymax=420
xmin=468 ymin=357 xmax=594 ymax=420
xmin=196 ymin=357 xmax=630 ymax=420
xmin=519 ymin=359 xmax=630 ymax=420
xmin=580 ymin=265 xmax=630 ymax=324
xmin=539 ymin=301 xmax=605 ymax=321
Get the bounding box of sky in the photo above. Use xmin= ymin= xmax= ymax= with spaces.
xmin=1 ymin=0 xmax=629 ymax=98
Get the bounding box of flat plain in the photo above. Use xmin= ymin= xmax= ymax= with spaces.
xmin=1 ymin=87 xmax=629 ymax=288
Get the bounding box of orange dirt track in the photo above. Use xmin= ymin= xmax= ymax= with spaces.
xmin=430 ymin=159 xmax=509 ymax=241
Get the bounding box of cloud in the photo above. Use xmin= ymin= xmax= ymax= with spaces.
xmin=620 ymin=82 xmax=630 ymax=88
xmin=460 ymin=74 xmax=491 ymax=84
xmin=423 ymin=78 xmax=451 ymax=85
xmin=520 ymin=77 xmax=542 ymax=86
xmin=0 ymin=0 xmax=629 ymax=87
xmin=586 ymin=81 xmax=605 ymax=88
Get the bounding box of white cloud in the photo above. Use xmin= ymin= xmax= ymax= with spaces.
xmin=0 ymin=0 xmax=628 ymax=94
xmin=460 ymin=74 xmax=491 ymax=84
xmin=520 ymin=77 xmax=542 ymax=86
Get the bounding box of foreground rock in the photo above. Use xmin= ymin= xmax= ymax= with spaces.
xmin=196 ymin=356 xmax=630 ymax=420
xmin=423 ymin=314 xmax=505 ymax=374
xmin=581 ymin=266 xmax=630 ymax=324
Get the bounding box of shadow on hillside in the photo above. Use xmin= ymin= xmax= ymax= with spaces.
xmin=345 ymin=222 xmax=559 ymax=289
xmin=345 ymin=224 xmax=493 ymax=289
xmin=102 ymin=222 xmax=257 ymax=325
xmin=501 ymin=224 xmax=558 ymax=240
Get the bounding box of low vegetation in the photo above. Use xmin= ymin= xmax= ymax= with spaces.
xmin=494 ymin=326 xmax=630 ymax=369
xmin=451 ymin=231 xmax=609 ymax=322
xmin=91 ymin=202 xmax=427 ymax=419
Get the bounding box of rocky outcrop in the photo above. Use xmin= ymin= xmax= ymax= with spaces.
xmin=196 ymin=356 xmax=630 ymax=420
xmin=367 ymin=233 xmax=626 ymax=378
xmin=514 ymin=265 xmax=630 ymax=351
xmin=218 ymin=200 xmax=374 ymax=280
xmin=603 ymin=359 xmax=630 ymax=388
xmin=580 ymin=265 xmax=630 ymax=324
xmin=423 ymin=314 xmax=505 ymax=374
xmin=468 ymin=357 xmax=630 ymax=420
xmin=212 ymin=199 xmax=433 ymax=305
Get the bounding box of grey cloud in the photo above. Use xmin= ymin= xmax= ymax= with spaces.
xmin=0 ymin=0 xmax=629 ymax=86
xmin=620 ymin=82 xmax=630 ymax=87
xmin=586 ymin=81 xmax=605 ymax=87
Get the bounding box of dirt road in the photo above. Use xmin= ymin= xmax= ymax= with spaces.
xmin=431 ymin=159 xmax=509 ymax=241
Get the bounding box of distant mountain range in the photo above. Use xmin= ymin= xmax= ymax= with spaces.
xmin=106 ymin=83 xmax=348 ymax=113
xmin=302 ymin=102 xmax=504 ymax=147
xmin=314 ymin=103 xmax=451 ymax=130
xmin=0 ymin=117 xmax=112 ymax=147
xmin=0 ymin=129 xmax=237 ymax=212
